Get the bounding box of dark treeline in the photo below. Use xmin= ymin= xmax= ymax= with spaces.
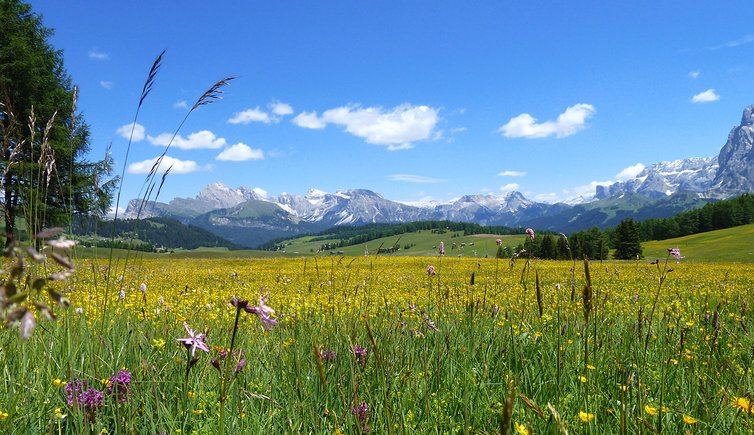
xmin=637 ymin=193 xmax=754 ymax=241
xmin=508 ymin=227 xmax=610 ymax=260
xmin=73 ymin=216 xmax=240 ymax=251
xmin=522 ymin=194 xmax=754 ymax=260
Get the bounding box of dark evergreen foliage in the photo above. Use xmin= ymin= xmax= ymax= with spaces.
xmin=612 ymin=218 xmax=643 ymax=260
xmin=73 ymin=216 xmax=240 ymax=251
xmin=637 ymin=193 xmax=754 ymax=241
xmin=1 ymin=0 xmax=116 ymax=246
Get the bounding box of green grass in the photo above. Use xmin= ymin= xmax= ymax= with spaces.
xmin=274 ymin=230 xmax=526 ymax=257
xmin=71 ymin=223 xmax=754 ymax=263
xmin=643 ymin=223 xmax=754 ymax=262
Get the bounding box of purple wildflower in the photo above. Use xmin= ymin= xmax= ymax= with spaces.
xmin=108 ymin=370 xmax=132 ymax=403
xmin=496 ymin=238 xmax=503 ymax=246
xmin=321 ymin=349 xmax=337 ymax=362
xmin=176 ymin=322 xmax=210 ymax=357
xmin=352 ymin=345 xmax=368 ymax=366
xmin=140 ymin=283 xmax=147 ymax=293
xmin=426 ymin=265 xmax=436 ymax=276
xmin=525 ymin=228 xmax=535 ymax=241
xmin=119 ymin=288 xmax=126 ymax=300
xmin=668 ymin=248 xmax=684 ymax=264
xmin=65 ymin=378 xmax=87 ymax=406
xmin=244 ymin=291 xmax=278 ymax=330
xmin=230 ymin=295 xmax=249 ymax=310
xmin=80 ymin=388 xmax=104 ymax=409
xmin=439 ymin=241 xmax=445 ymax=256
xmin=352 ymin=401 xmax=369 ymax=422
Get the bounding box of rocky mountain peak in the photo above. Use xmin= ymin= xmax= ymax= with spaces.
xmin=710 ymin=106 xmax=754 ymax=197
xmin=741 ymin=105 xmax=754 ymax=127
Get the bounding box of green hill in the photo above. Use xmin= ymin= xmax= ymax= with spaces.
xmin=642 ymin=223 xmax=754 ymax=262
xmin=272 ymin=229 xmax=528 ymax=257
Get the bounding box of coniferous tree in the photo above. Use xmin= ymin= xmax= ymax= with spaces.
xmin=613 ymin=218 xmax=643 ymax=260
xmin=0 ymin=0 xmax=115 ymax=246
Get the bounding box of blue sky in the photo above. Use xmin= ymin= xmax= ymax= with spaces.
xmin=31 ymin=1 xmax=754 ymax=207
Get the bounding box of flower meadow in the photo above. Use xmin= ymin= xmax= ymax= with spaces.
xmin=1 ymin=249 xmax=754 ymax=434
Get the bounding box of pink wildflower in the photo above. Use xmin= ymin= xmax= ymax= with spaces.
xmin=244 ymin=291 xmax=278 ymax=330
xmin=176 ymin=322 xmax=210 ymax=357
xmin=668 ymin=248 xmax=684 ymax=264
xmin=525 ymin=228 xmax=535 ymax=241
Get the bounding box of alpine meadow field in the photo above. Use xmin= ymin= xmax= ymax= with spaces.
xmin=5 ymin=2 xmax=754 ymax=434
xmin=2 ymin=244 xmax=753 ymax=434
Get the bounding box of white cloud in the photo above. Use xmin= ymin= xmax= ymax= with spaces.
xmin=711 ymin=34 xmax=754 ymax=50
xmin=387 ymin=174 xmax=444 ymax=183
xmin=116 ymin=123 xmax=145 ymax=142
xmin=148 ymin=130 xmax=226 ymax=150
xmin=228 ymin=107 xmax=272 ymax=124
xmin=99 ymin=81 xmax=113 ymax=90
xmin=689 ymin=70 xmax=700 ymax=79
xmin=615 ymin=163 xmax=645 ymax=181
xmin=88 ymin=49 xmax=109 ymax=60
xmin=293 ymin=104 xmax=440 ymax=150
xmin=500 ymin=103 xmax=596 ymax=139
xmin=215 ymin=143 xmax=264 ymax=161
xmin=498 ymin=170 xmax=526 ymax=177
xmin=127 ymin=156 xmax=210 ymax=175
xmin=270 ymin=101 xmax=293 ymax=116
xmin=691 ymin=89 xmax=720 ymax=103
xmin=500 ymin=183 xmax=520 ymax=192
xmin=173 ymin=100 xmax=188 ymax=109
xmin=292 ymin=111 xmax=327 ymax=129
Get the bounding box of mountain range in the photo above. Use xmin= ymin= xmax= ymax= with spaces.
xmin=123 ymin=106 xmax=754 ymax=248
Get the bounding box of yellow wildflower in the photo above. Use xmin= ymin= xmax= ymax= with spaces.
xmin=682 ymin=414 xmax=698 ymax=424
xmin=645 ymin=404 xmax=658 ymax=416
xmin=152 ymin=338 xmax=166 ymax=349
xmin=514 ymin=422 xmax=530 ymax=435
xmin=579 ymin=375 xmax=588 ymax=383
xmin=53 ymin=378 xmax=66 ymax=387
xmin=0 ymin=411 xmax=8 ymax=420
xmin=578 ymin=411 xmax=595 ymax=423
xmin=731 ymin=396 xmax=752 ymax=413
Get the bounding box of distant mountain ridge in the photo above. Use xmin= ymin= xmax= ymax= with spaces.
xmin=122 ymin=105 xmax=754 ymax=247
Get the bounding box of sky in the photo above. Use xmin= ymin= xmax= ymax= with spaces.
xmin=30 ymin=1 xmax=754 ymax=209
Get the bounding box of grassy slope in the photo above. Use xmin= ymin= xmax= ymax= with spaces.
xmin=642 ymin=223 xmax=754 ymax=262
xmin=72 ymin=223 xmax=754 ymax=262
xmin=271 ymin=229 xmax=527 ymax=257
xmin=72 ymin=230 xmax=527 ymax=259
